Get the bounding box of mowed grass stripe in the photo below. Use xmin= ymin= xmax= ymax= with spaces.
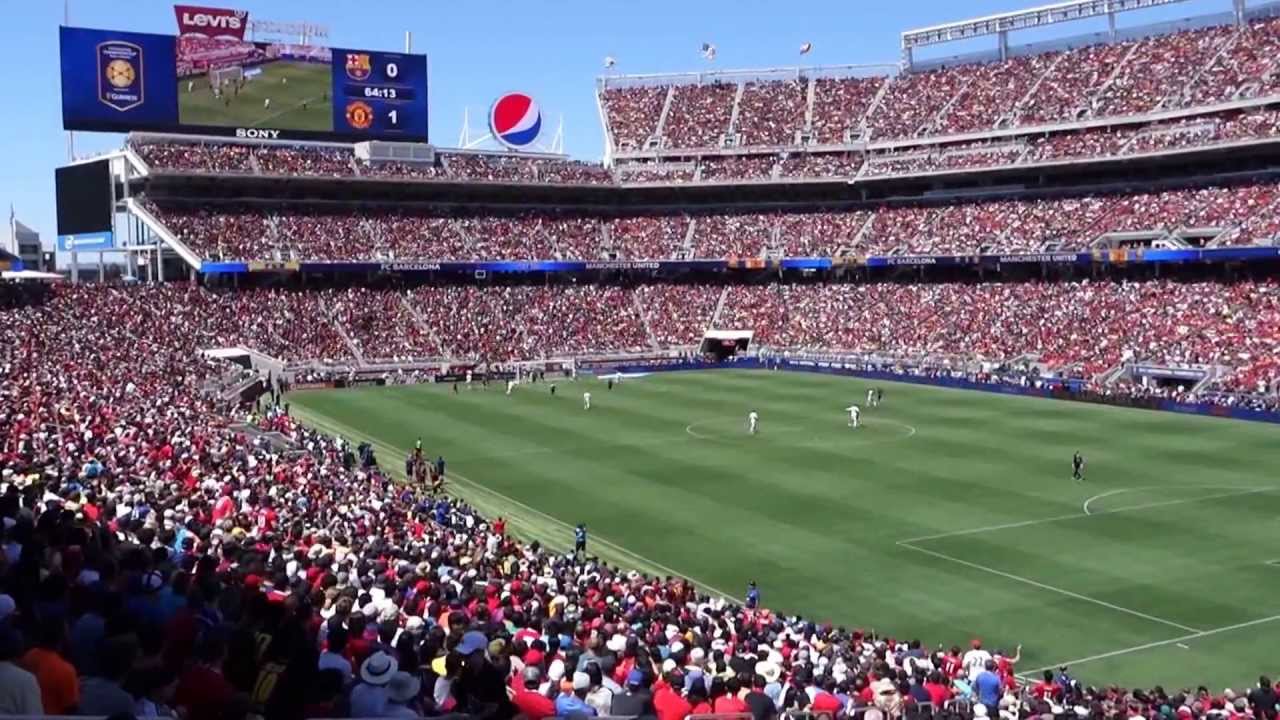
xmin=289 ymin=370 xmax=1280 ymax=689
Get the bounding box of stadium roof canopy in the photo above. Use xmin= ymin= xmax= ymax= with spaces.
xmin=898 ymin=0 xmax=1237 ymax=64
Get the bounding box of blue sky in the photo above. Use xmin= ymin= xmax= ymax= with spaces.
xmin=1 ymin=0 xmax=1232 ymax=246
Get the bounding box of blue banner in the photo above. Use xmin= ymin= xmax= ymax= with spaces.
xmin=57 ymin=231 xmax=114 ymax=252
xmin=196 ymin=247 xmax=1280 ymax=276
xmin=60 ymin=27 xmax=178 ymax=134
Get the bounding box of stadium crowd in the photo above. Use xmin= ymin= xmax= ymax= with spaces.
xmin=598 ymin=13 xmax=1280 ymax=149
xmin=0 ymin=277 xmax=1278 ymax=720
xmin=0 ymin=274 xmax=1278 ymax=720
xmin=134 ymin=142 xmax=613 ymax=186
xmin=146 ymin=179 xmax=1280 ymax=262
xmin=132 ymin=104 xmax=1280 ymax=188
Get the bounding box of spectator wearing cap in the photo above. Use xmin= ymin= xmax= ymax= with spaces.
xmin=20 ymin=615 xmax=79 ymax=715
xmin=611 ymin=668 xmax=656 ymax=717
xmin=385 ymin=670 xmax=423 ymax=719
xmin=515 ymin=665 xmax=557 ymax=720
xmin=755 ymin=660 xmax=783 ymax=707
xmin=452 ymin=629 xmax=516 ymax=718
xmin=557 ymin=671 xmax=599 ymax=717
xmin=0 ymin=624 xmax=42 ymax=715
xmin=351 ymin=650 xmax=397 ymax=717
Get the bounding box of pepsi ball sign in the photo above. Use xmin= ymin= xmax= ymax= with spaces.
xmin=489 ymin=92 xmax=542 ymax=150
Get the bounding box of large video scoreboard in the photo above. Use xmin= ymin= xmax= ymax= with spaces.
xmin=59 ymin=26 xmax=428 ymax=142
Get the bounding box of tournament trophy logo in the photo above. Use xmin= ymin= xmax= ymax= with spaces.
xmin=345 ymin=52 xmax=372 ymax=81
xmin=97 ymin=40 xmax=144 ymax=112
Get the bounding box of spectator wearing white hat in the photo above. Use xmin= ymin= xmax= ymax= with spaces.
xmin=557 ymin=671 xmax=599 ymax=717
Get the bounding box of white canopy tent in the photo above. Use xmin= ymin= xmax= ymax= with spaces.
xmin=2 ymin=270 xmax=64 ymax=282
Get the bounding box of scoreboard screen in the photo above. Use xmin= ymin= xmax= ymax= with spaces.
xmin=55 ymin=160 xmax=115 ymax=252
xmin=60 ymin=26 xmax=428 ymax=142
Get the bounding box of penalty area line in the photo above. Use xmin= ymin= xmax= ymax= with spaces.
xmin=1023 ymin=614 xmax=1280 ymax=674
xmin=900 ymin=487 xmax=1275 ymax=544
xmin=897 ymin=541 xmax=1202 ymax=634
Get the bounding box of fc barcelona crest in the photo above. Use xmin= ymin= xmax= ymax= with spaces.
xmin=97 ymin=41 xmax=144 ymax=112
xmin=345 ymin=52 xmax=372 ymax=81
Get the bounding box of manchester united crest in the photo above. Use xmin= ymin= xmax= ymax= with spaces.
xmin=345 ymin=101 xmax=374 ymax=130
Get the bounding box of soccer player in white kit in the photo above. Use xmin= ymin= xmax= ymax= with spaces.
xmin=465 ymin=370 xmax=473 ymax=388
xmin=846 ymin=404 xmax=861 ymax=428
xmin=583 ymin=392 xmax=591 ymax=410
xmin=748 ymin=411 xmax=759 ymax=435
xmin=867 ymin=389 xmax=875 ymax=407
xmin=505 ymin=379 xmax=515 ymax=395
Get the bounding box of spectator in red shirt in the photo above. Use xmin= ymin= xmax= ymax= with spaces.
xmin=714 ymin=676 xmax=752 ymax=714
xmin=654 ymin=669 xmax=692 ymax=720
xmin=924 ymin=670 xmax=954 ymax=707
xmin=174 ymin=634 xmax=241 ymax=720
xmin=513 ymin=666 xmax=556 ymax=720
xmin=1031 ymin=670 xmax=1063 ymax=702
xmin=811 ymin=675 xmax=844 ymax=715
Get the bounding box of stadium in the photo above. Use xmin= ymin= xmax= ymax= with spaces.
xmin=5 ymin=0 xmax=1280 ymax=719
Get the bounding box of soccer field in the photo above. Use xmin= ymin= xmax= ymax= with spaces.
xmin=178 ymin=61 xmax=332 ymax=131
xmin=289 ymin=369 xmax=1280 ymax=690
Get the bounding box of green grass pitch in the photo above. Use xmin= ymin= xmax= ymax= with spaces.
xmin=178 ymin=61 xmax=332 ymax=131
xmin=288 ymin=369 xmax=1280 ymax=690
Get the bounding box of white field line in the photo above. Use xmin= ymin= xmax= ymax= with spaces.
xmin=1080 ymin=484 xmax=1268 ymax=515
xmin=1023 ymin=614 xmax=1280 ymax=674
xmin=292 ymin=407 xmax=744 ymax=604
xmin=897 ymin=541 xmax=1203 ymax=633
xmin=445 ymin=467 xmax=744 ymax=603
xmin=1081 ymin=488 xmax=1131 ymax=515
xmin=899 ymin=487 xmax=1275 ymax=544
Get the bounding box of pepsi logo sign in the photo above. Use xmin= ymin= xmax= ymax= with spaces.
xmin=489 ymin=92 xmax=542 ymax=150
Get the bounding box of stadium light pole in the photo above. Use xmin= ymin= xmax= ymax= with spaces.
xmin=64 ymin=0 xmax=75 ymax=162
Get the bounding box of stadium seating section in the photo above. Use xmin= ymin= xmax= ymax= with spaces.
xmin=131 ymin=105 xmax=1280 ymax=186
xmin=145 ymin=178 xmax=1280 ymax=262
xmin=4 ymin=281 xmax=1273 ymax=394
xmin=601 ymin=15 xmax=1280 ymax=149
